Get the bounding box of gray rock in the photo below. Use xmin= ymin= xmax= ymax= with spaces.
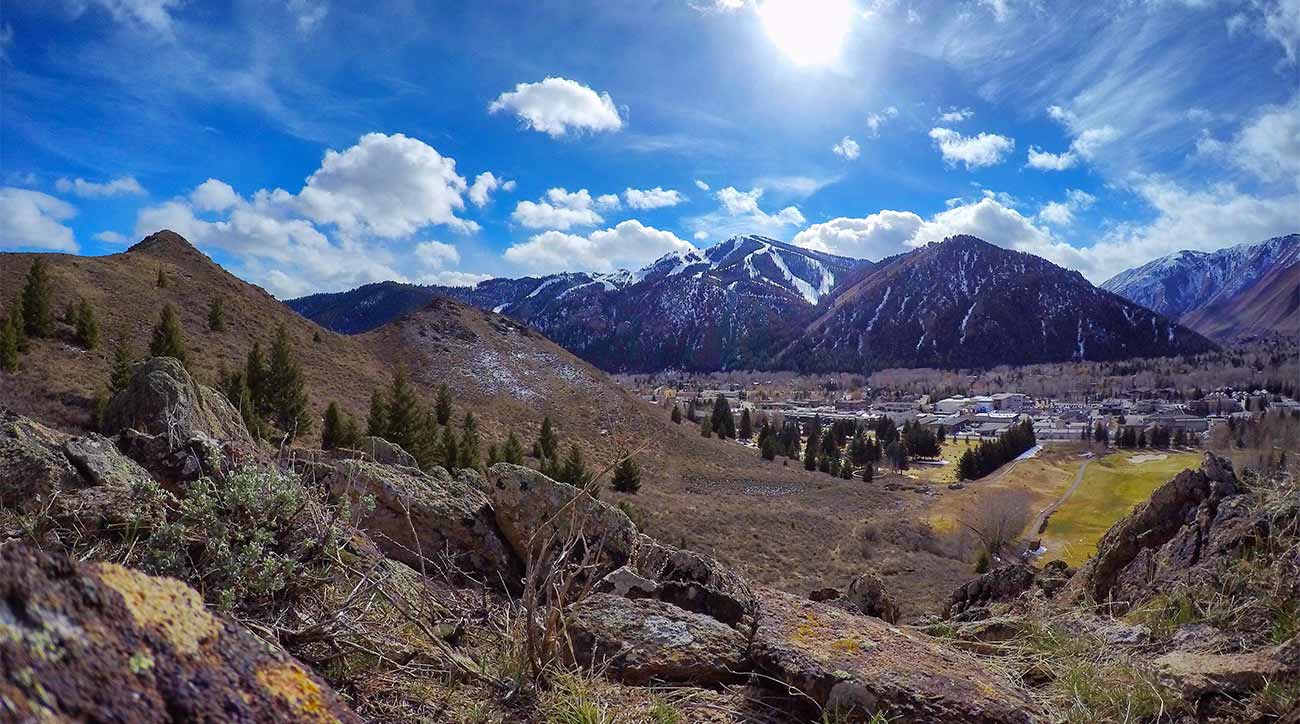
xmin=356 ymin=436 xmax=419 ymax=469
xmin=847 ymin=571 xmax=900 ymax=624
xmin=101 ymin=357 xmax=252 ymax=447
xmin=945 ymin=564 xmax=1037 ymax=619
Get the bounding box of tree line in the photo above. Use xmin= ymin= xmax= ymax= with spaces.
xmin=956 ymin=420 xmax=1036 ymax=481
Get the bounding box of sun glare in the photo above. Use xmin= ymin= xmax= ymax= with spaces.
xmin=757 ymin=0 xmax=856 ymax=67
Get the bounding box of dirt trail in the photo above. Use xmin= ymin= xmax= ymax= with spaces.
xmin=1028 ymin=457 xmax=1092 ymax=538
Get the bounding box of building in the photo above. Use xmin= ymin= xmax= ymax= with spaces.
xmin=933 ymin=397 xmax=970 ymax=414
xmin=991 ymin=393 xmax=1028 ymax=412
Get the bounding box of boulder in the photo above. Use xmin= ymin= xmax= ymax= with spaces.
xmin=0 ymin=544 xmax=360 ymax=723
xmin=307 ymin=459 xmax=517 ymax=581
xmin=0 ymin=412 xmax=80 ymax=511
xmin=846 ymin=571 xmax=900 ymax=624
xmin=751 ymin=588 xmax=1038 ymax=723
xmin=945 ymin=564 xmax=1037 ymax=620
xmin=1063 ymin=453 xmax=1242 ymax=613
xmin=631 ymin=535 xmax=757 ymax=627
xmin=356 ymin=436 xmax=419 ymax=469
xmin=565 ymin=593 xmax=748 ymax=685
xmin=923 ymin=616 xmax=1026 ymax=656
xmin=1154 ymin=649 xmax=1290 ymax=701
xmin=101 ymin=357 xmax=252 ymax=446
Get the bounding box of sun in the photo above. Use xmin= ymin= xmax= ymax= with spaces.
xmin=757 ymin=0 xmax=857 ymax=67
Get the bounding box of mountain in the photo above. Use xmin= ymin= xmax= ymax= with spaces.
xmin=1101 ymin=234 xmax=1300 ymax=340
xmin=288 ymin=235 xmax=871 ymax=372
xmin=779 ymin=235 xmax=1217 ymax=372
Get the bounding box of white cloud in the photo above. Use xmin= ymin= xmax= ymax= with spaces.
xmin=504 ymin=219 xmax=694 ymax=274
xmin=691 ymin=186 xmax=805 ymax=238
xmin=190 ymin=178 xmax=240 ymax=212
xmin=694 ymin=230 xmax=709 ymax=241
xmin=413 ymin=240 xmax=460 ymax=268
xmin=928 ymin=127 xmax=1015 ymax=168
xmin=690 ymin=0 xmax=749 ymax=12
xmin=0 ymin=188 xmax=78 ymax=252
xmin=624 ymin=186 xmax=686 ymax=209
xmin=866 ymin=106 xmax=899 ymax=137
xmin=1071 ymin=126 xmax=1120 ymax=159
xmin=792 ymin=210 xmax=925 ymax=260
xmin=54 ymin=175 xmax=146 ymax=198
xmin=908 ymin=196 xmax=1052 ymax=251
xmin=287 ymin=0 xmax=328 ymax=34
xmin=1224 ymin=94 xmax=1300 ymax=183
xmin=295 ymin=132 xmax=475 ymax=237
xmin=412 ymin=240 xmax=485 ymax=286
xmin=1037 ymin=190 xmax=1093 ymax=227
xmin=937 ymin=107 xmax=974 ymax=123
xmin=717 ymin=186 xmax=763 ymax=215
xmin=79 ymin=0 xmax=183 ymax=33
xmin=1026 ymin=147 xmax=1078 ymax=171
xmin=510 ymin=187 xmax=609 ymax=230
xmin=832 ymin=136 xmax=861 ymax=160
xmin=488 ymin=77 xmax=623 ymax=137
xmin=694 ymin=179 xmax=711 ymax=191
xmin=595 ymin=193 xmax=621 ymax=210
xmin=1264 ymin=0 xmax=1300 ymax=65
xmin=94 ymin=230 xmax=129 ymax=244
xmin=467 ymin=172 xmax=516 ymax=207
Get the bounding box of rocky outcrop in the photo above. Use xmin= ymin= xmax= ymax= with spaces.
xmin=945 ymin=564 xmax=1038 ymax=620
xmin=356 ymin=436 xmax=419 ymax=469
xmin=100 ymin=358 xmax=256 ymax=484
xmin=306 ymin=459 xmax=517 ymax=580
xmin=0 ymin=544 xmax=360 ymax=723
xmin=1155 ymin=634 xmax=1300 ymax=701
xmin=631 ymin=536 xmax=757 ymax=627
xmin=0 ymin=412 xmax=80 ymax=511
xmin=751 ymin=588 xmax=1039 ymax=723
xmin=1063 ymin=453 xmax=1242 ymax=612
xmin=565 ymin=593 xmax=749 ymax=685
xmin=846 ymin=571 xmax=899 ymax=624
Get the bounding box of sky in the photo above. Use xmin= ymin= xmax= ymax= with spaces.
xmin=2 ymin=0 xmax=1298 ymax=298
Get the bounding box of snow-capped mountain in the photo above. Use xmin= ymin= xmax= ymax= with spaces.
xmin=288 ymin=235 xmax=869 ymax=370
xmin=1102 ymin=234 xmax=1300 ymax=340
xmin=780 ymin=235 xmax=1217 ymax=372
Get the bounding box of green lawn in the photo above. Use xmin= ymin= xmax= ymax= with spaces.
xmin=1040 ymin=451 xmax=1202 ymax=567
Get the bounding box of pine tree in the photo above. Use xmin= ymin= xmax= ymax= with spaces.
xmin=156 ymin=266 xmax=167 ymax=288
xmin=536 ymin=416 xmax=558 ymax=462
xmin=342 ymin=414 xmax=360 ymax=450
xmin=265 ymin=325 xmax=311 ymax=438
xmin=366 ymin=390 xmax=388 ymax=439
xmin=0 ymin=314 xmax=19 ymax=373
xmin=710 ymin=396 xmax=736 ymax=439
xmin=208 ymin=296 xmax=225 ymax=332
xmin=861 ymin=463 xmax=874 ymax=483
xmin=149 ymin=304 xmax=187 ymax=364
xmin=109 ymin=337 xmax=133 ymax=391
xmin=413 ymin=411 xmax=440 ymax=470
xmin=92 ymin=388 xmax=110 ymax=432
xmin=62 ymin=302 xmax=78 ymax=326
xmin=760 ymin=433 xmax=776 ymax=460
xmin=322 ymin=402 xmax=344 ymax=450
xmin=439 ymin=426 xmax=459 ymax=471
xmin=803 ymin=434 xmax=817 ymax=471
xmin=74 ymin=298 xmax=99 ymax=350
xmin=701 ymin=416 xmax=713 ymax=438
xmin=384 ymin=367 xmax=420 ymax=451
xmin=20 ymin=259 xmax=53 ymax=339
xmin=559 ymin=444 xmax=591 ymax=488
xmin=610 ymin=453 xmax=641 ymax=494
xmin=671 ymin=405 xmax=682 ymax=424
xmin=458 ymin=412 xmax=481 ymax=470
xmin=434 ymin=383 xmax=453 ymax=425
xmin=236 ymin=383 xmax=262 ymax=440
xmin=738 ymin=409 xmax=753 ymax=440
xmin=501 ymin=432 xmax=525 ymax=465
xmin=840 ymin=459 xmax=853 ymax=480
xmin=245 ymin=342 xmax=267 ymax=414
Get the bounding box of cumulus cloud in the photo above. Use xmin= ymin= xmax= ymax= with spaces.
xmin=0 ymin=187 xmax=78 ymax=252
xmin=54 ymin=175 xmax=146 ymax=198
xmin=467 ymin=172 xmax=516 ymax=207
xmin=76 ymin=0 xmax=183 ymax=33
xmin=190 ymin=178 xmax=240 ymax=212
xmin=94 ymin=230 xmax=129 ymax=244
xmin=1264 ymin=0 xmax=1300 ymax=65
xmin=1037 ymin=189 xmax=1096 ymax=226
xmin=1028 ymin=106 xmax=1120 ymax=171
xmin=1026 ymin=147 xmax=1078 ymax=171
xmin=832 ymin=136 xmax=861 ymax=160
xmin=866 ymin=106 xmax=899 ymax=137
xmin=504 ymin=219 xmax=694 ymax=274
xmin=411 ymin=240 xmax=486 ymax=286
xmin=1214 ymin=94 xmax=1300 ymax=183
xmin=928 ymin=127 xmax=1015 ymax=168
xmin=792 ymin=210 xmax=925 ymax=260
xmin=937 ymin=107 xmax=974 ymax=123
xmin=694 ymin=179 xmax=711 ymax=191
xmin=510 ymin=187 xmax=611 ymax=230
xmin=488 ymin=77 xmax=623 ymax=137
xmin=685 ymin=186 xmax=805 ymax=239
xmin=908 ymin=196 xmax=1052 ymax=250
xmin=624 ymin=186 xmax=686 ymax=209
xmin=295 ymin=132 xmax=476 ymax=237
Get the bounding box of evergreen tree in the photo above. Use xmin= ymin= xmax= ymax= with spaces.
xmin=20 ymin=259 xmax=53 ymax=338
xmin=63 ymin=302 xmax=78 ymax=326
xmin=92 ymin=388 xmax=110 ymax=432
xmin=0 ymin=314 xmax=19 ymax=373
xmin=760 ymin=433 xmax=777 ymax=460
xmin=245 ymin=342 xmax=267 ymax=414
xmin=235 ymin=383 xmax=262 ymax=440
xmin=110 ymin=337 xmax=133 ymax=392
xmin=322 ymin=401 xmax=344 ymax=450
xmin=700 ymin=415 xmax=712 ymax=438
xmin=803 ymin=432 xmax=818 ymax=471
xmin=156 ymin=266 xmax=167 ymax=288
xmin=342 ymin=414 xmax=360 ymax=449
xmin=840 ymin=459 xmax=853 ymax=480
xmin=148 ymin=304 xmax=186 ymax=364
xmin=434 ymin=383 xmax=453 ymax=425
xmin=710 ymin=396 xmax=736 ymax=439
xmin=74 ymin=298 xmax=99 ymax=350
xmin=7 ymin=295 xmax=27 ymax=352
xmin=438 ymin=426 xmax=459 ymax=472
xmin=265 ymin=325 xmax=311 ymax=438
xmin=536 ymin=416 xmax=558 ymax=461
xmin=208 ymin=296 xmax=226 ymax=332
xmin=366 ymin=390 xmax=388 ymax=439
xmin=610 ymin=453 xmax=641 ymax=494
xmin=671 ymin=405 xmax=682 ymax=424
xmin=558 ymin=444 xmax=591 ymax=488
xmin=738 ymin=408 xmax=753 ymax=440
xmin=458 ymin=412 xmax=481 ymax=470
xmin=384 ymin=368 xmax=420 ymax=451
xmin=413 ymin=411 xmax=440 ymax=470
xmin=500 ymin=432 xmax=525 ymax=465
xmin=861 ymin=463 xmax=874 ymax=483
xmin=685 ymin=402 xmax=699 ymax=423
xmin=887 ymin=440 xmax=909 ymax=471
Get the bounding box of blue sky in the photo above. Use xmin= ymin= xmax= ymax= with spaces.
xmin=2 ymin=0 xmax=1297 ymax=297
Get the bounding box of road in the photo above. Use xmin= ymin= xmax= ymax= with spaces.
xmin=1028 ymin=457 xmax=1093 ymax=538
